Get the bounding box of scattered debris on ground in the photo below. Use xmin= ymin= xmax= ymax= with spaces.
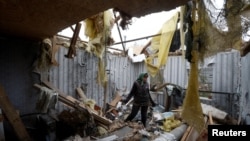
xmin=27 ymin=82 xmax=238 ymax=141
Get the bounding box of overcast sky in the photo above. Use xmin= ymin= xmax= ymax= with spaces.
xmin=111 ymin=9 xmax=179 ymax=51
xmin=58 ymin=8 xmax=180 ymax=51
xmin=58 ymin=1 xmax=229 ymax=51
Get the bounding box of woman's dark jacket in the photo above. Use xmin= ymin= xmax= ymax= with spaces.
xmin=124 ymin=74 xmax=155 ymax=106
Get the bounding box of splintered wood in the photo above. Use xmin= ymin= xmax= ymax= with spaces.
xmin=34 ymin=81 xmax=112 ymax=126
xmin=0 ymin=85 xmax=32 ymax=141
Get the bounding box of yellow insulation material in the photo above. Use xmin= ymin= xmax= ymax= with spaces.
xmin=84 ymin=10 xmax=114 ymax=87
xmin=97 ymin=58 xmax=107 ymax=87
xmin=161 ymin=115 xmax=181 ymax=132
xmin=181 ymin=50 xmax=205 ymax=134
xmin=84 ymin=18 xmax=97 ymax=39
xmin=84 ymin=99 xmax=96 ymax=110
xmin=145 ymin=11 xmax=179 ymax=77
xmin=181 ymin=1 xmax=205 ymax=134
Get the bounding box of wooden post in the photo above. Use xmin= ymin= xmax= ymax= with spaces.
xmin=76 ymin=87 xmax=87 ymax=101
xmin=0 ymin=85 xmax=32 ymax=141
xmin=65 ymin=22 xmax=82 ymax=58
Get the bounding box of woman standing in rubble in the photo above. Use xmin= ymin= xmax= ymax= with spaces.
xmin=122 ymin=72 xmax=156 ymax=128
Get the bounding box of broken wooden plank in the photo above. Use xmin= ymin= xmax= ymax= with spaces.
xmin=76 ymin=87 xmax=87 ymax=101
xmin=0 ymin=85 xmax=32 ymax=141
xmin=65 ymin=22 xmax=81 ymax=58
xmin=34 ymin=84 xmax=109 ymax=125
xmin=201 ymin=103 xmax=237 ymax=125
xmin=182 ymin=126 xmax=199 ymax=141
xmin=208 ymin=111 xmax=213 ymax=125
xmin=180 ymin=126 xmax=192 ymax=141
xmin=109 ymin=92 xmax=122 ymax=107
xmin=36 ymin=81 xmax=112 ymax=125
xmin=61 ymin=94 xmax=111 ymax=125
xmin=51 ymin=36 xmax=59 ymax=66
xmin=201 ymin=103 xmax=227 ymax=120
xmin=181 ymin=116 xmax=208 ymax=141
xmin=76 ymin=87 xmax=103 ymax=116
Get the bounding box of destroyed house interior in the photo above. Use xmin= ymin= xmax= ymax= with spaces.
xmin=1 ymin=0 xmax=250 ymax=141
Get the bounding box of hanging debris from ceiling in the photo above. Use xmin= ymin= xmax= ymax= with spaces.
xmin=113 ymin=8 xmax=132 ymax=30
xmin=34 ymin=38 xmax=53 ymax=72
xmin=181 ymin=50 xmax=205 ymax=134
xmin=145 ymin=11 xmax=179 ymax=77
xmin=84 ymin=9 xmax=115 ymax=87
xmin=198 ymin=0 xmax=250 ymax=57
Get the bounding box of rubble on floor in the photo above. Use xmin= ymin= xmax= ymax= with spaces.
xmin=72 ymin=102 xmax=237 ymax=141
xmin=30 ymin=82 xmax=238 ymax=141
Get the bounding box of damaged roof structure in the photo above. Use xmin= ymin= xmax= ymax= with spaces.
xmin=0 ymin=0 xmax=189 ymax=40
xmin=1 ymin=0 xmax=250 ymax=141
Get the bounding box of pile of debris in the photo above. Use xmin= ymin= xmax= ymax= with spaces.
xmin=31 ymin=81 xmax=237 ymax=141
xmin=97 ymin=101 xmax=237 ymax=141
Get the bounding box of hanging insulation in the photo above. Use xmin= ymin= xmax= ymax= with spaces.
xmin=145 ymin=11 xmax=179 ymax=77
xmin=181 ymin=50 xmax=205 ymax=134
xmin=84 ymin=10 xmax=114 ymax=87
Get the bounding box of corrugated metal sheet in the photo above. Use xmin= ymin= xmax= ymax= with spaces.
xmin=163 ymin=56 xmax=188 ymax=88
xmin=154 ymin=56 xmax=188 ymax=108
xmin=240 ymin=53 xmax=250 ymax=124
xmin=161 ymin=52 xmax=241 ymax=117
xmin=49 ymin=47 xmax=146 ymax=110
xmin=106 ymin=54 xmax=146 ymax=97
xmin=212 ymin=51 xmax=241 ymax=117
xmin=49 ymin=47 xmax=242 ymax=118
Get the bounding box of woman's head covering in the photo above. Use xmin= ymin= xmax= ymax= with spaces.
xmin=137 ymin=73 xmax=148 ymax=85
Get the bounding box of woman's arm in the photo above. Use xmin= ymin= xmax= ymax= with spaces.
xmin=149 ymin=94 xmax=156 ymax=107
xmin=124 ymin=81 xmax=137 ymax=103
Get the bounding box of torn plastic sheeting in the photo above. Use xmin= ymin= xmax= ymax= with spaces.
xmin=151 ymin=104 xmax=165 ymax=113
xmin=153 ymin=112 xmax=174 ymax=121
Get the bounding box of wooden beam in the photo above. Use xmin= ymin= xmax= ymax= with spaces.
xmin=35 ymin=81 xmax=112 ymax=125
xmin=56 ymin=34 xmax=88 ymax=44
xmin=208 ymin=111 xmax=214 ymax=125
xmin=0 ymin=85 xmax=32 ymax=141
xmin=113 ymin=33 xmax=161 ymax=45
xmin=65 ymin=22 xmax=82 ymax=58
xmin=70 ymin=25 xmax=82 ymax=41
xmin=113 ymin=12 xmax=126 ymax=55
xmin=109 ymin=92 xmax=121 ymax=107
xmin=76 ymin=87 xmax=87 ymax=101
xmin=51 ymin=36 xmax=59 ymax=66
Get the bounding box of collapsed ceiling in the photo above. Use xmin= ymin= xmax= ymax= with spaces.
xmin=0 ymin=0 xmax=189 ymax=41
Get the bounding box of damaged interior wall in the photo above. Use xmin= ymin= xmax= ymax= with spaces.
xmin=0 ymin=37 xmax=247 ymax=140
xmin=0 ymin=38 xmax=41 ymax=115
xmin=48 ymin=46 xmax=146 ymax=110
xmin=47 ymin=45 xmax=190 ymax=112
xmin=163 ymin=56 xmax=188 ymax=88
xmin=240 ymin=53 xmax=250 ymax=124
xmin=48 ymin=44 xmax=240 ymax=120
xmin=212 ymin=51 xmax=241 ymax=118
xmin=1 ymin=0 xmax=250 ymax=140
xmin=0 ymin=38 xmax=42 ymax=140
